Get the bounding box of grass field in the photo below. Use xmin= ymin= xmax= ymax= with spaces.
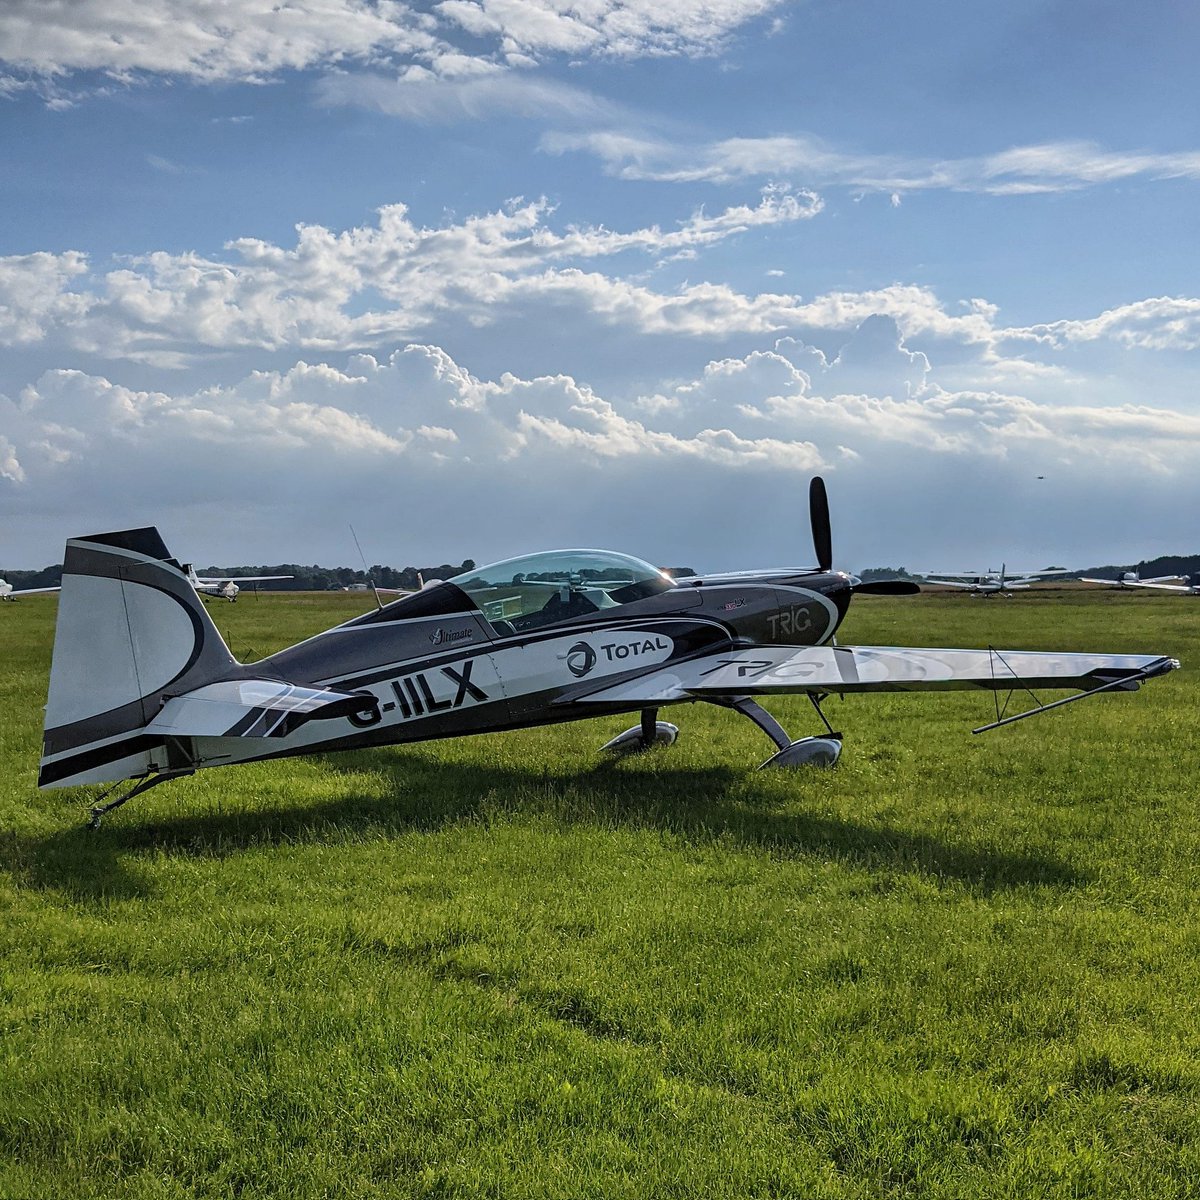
xmin=2 ymin=589 xmax=1197 ymax=1198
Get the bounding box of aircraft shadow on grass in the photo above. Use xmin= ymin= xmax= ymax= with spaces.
xmin=14 ymin=745 xmax=1086 ymax=901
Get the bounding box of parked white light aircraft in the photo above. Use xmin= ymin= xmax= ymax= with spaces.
xmin=1080 ymin=572 xmax=1185 ymax=590
xmin=1095 ymin=574 xmax=1200 ymax=596
xmin=921 ymin=565 xmax=1069 ymax=597
xmin=0 ymin=578 xmax=59 ymax=601
xmin=374 ymin=574 xmax=438 ymax=599
xmin=182 ymin=564 xmax=293 ymax=602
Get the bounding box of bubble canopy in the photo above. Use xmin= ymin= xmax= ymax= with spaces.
xmin=449 ymin=550 xmax=675 ymax=630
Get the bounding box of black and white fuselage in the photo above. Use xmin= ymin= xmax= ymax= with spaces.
xmin=193 ymin=570 xmax=849 ymax=770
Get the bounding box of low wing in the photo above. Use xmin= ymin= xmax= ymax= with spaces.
xmin=569 ymin=645 xmax=1179 ymax=706
xmin=146 ymin=679 xmax=378 ymax=739
xmin=194 ymin=574 xmax=294 ymax=585
xmin=925 ymin=569 xmax=1066 ymax=584
xmin=1125 ymin=581 xmax=1196 ymax=593
xmin=1081 ymin=575 xmax=1183 ymax=588
xmin=7 ymin=585 xmax=61 ymax=596
xmin=922 ymin=578 xmax=981 ymax=590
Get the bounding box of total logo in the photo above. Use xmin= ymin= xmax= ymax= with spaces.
xmin=563 ymin=635 xmax=672 ymax=679
xmin=565 ymin=642 xmax=597 ymax=678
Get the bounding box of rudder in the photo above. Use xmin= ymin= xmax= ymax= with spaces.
xmin=39 ymin=528 xmax=239 ymax=789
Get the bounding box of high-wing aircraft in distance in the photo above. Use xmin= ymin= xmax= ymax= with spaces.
xmin=0 ymin=578 xmax=59 ymax=601
xmin=920 ymin=565 xmax=1070 ymax=596
xmin=39 ymin=480 xmax=1179 ymax=826
xmin=1081 ymin=571 xmax=1188 ymax=591
xmin=182 ymin=563 xmax=293 ymax=602
xmin=373 ymin=574 xmax=434 ymax=599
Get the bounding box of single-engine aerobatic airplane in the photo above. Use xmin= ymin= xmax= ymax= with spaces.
xmin=39 ymin=480 xmax=1180 ymax=826
xmin=1082 ymin=571 xmax=1192 ymax=592
xmin=920 ymin=565 xmax=1069 ymax=597
xmin=182 ymin=563 xmax=294 ymax=602
xmin=1 ymin=578 xmax=59 ymax=601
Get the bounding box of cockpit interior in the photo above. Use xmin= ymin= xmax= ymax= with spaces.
xmin=349 ymin=550 xmax=676 ymax=634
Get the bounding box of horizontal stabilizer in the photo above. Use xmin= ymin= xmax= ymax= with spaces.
xmin=146 ymin=680 xmax=379 ymax=740
xmin=570 ymin=645 xmax=1180 ymax=705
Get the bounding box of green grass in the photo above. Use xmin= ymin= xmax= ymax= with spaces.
xmin=1 ymin=589 xmax=1197 ymax=1198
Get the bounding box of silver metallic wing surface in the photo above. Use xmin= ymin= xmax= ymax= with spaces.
xmin=146 ymin=679 xmax=378 ymax=739
xmin=570 ymin=646 xmax=1180 ymax=705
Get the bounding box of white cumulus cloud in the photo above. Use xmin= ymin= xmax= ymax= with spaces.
xmin=5 ymin=329 xmax=1200 ymax=569
xmin=0 ymin=0 xmax=787 ymax=99
xmin=0 ymin=0 xmax=440 ymax=83
xmin=0 ymin=191 xmax=823 ymax=364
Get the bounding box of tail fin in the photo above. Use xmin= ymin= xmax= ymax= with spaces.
xmin=39 ymin=528 xmax=239 ymax=789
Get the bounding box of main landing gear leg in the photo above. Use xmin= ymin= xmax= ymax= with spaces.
xmin=600 ymin=707 xmax=680 ymax=756
xmin=711 ymin=695 xmax=843 ymax=769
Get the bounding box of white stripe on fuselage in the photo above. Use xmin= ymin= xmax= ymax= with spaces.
xmin=197 ymin=622 xmax=707 ymax=766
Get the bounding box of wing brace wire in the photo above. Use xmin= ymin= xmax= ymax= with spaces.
xmin=972 ymin=648 xmax=1165 ymax=734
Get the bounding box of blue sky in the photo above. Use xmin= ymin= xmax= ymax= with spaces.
xmin=2 ymin=0 xmax=1199 ymax=573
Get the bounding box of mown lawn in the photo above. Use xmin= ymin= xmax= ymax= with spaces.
xmin=1 ymin=588 xmax=1197 ymax=1198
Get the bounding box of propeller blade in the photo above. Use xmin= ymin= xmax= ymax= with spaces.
xmin=809 ymin=476 xmax=832 ymax=572
xmin=854 ymin=579 xmax=922 ymax=596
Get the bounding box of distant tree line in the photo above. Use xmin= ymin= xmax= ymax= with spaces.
xmin=11 ymin=554 xmax=1200 ymax=590
xmin=857 ymin=566 xmax=920 ymax=582
xmin=2 ymin=565 xmax=62 ymax=589
xmin=1 ymin=559 xmax=477 ymax=591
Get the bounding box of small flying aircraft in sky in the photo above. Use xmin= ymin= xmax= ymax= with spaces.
xmin=920 ymin=565 xmax=1070 ymax=597
xmin=182 ymin=563 xmax=294 ymax=602
xmin=1 ymin=578 xmax=59 ymax=601
xmin=1081 ymin=572 xmax=1187 ymax=591
xmin=39 ymin=480 xmax=1179 ymax=826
